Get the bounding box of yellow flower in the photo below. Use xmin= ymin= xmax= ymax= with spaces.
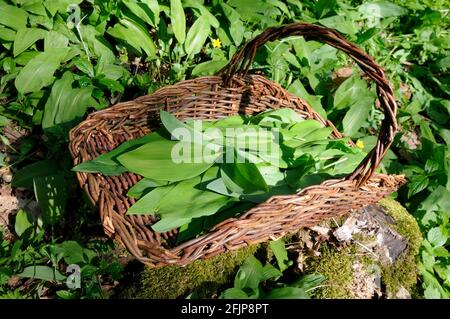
xmin=356 ymin=139 xmax=365 ymax=149
xmin=212 ymin=38 xmax=222 ymax=48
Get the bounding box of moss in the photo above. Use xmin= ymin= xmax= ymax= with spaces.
xmin=117 ymin=244 xmax=259 ymax=299
xmin=379 ymin=198 xmax=423 ymax=297
xmin=306 ymin=199 xmax=422 ymax=299
xmin=307 ymin=245 xmax=355 ymax=299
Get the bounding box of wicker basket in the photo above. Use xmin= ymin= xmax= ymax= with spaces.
xmin=69 ymin=23 xmax=405 ymax=267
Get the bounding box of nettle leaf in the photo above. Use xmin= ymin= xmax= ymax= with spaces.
xmin=0 ymin=3 xmax=28 ymax=30
xmin=13 ymin=28 xmax=47 ymax=57
xmin=408 ymin=175 xmax=429 ymax=198
xmin=15 ymin=48 xmax=71 ymax=94
xmin=185 ymin=16 xmax=210 ymax=57
xmin=170 ymin=0 xmax=186 ymax=44
xmin=18 ymin=266 xmax=65 ymax=282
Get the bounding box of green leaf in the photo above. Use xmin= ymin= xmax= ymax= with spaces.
xmin=359 ymin=1 xmax=408 ymax=18
xmin=191 ymin=60 xmax=228 ymax=76
xmin=427 ymin=227 xmax=447 ymax=247
xmin=42 ymin=72 xmax=95 ymax=131
xmin=220 ymin=3 xmax=244 ymax=46
xmin=14 ymin=209 xmax=33 ymax=237
xmin=0 ymin=3 xmax=28 ymax=30
xmin=220 ymin=288 xmax=248 ymax=299
xmin=13 ymin=28 xmax=47 ymax=57
xmin=123 ymin=0 xmax=160 ymax=27
xmin=60 ymin=241 xmax=86 ymax=264
xmin=342 ymin=99 xmax=372 ymax=136
xmin=73 ymin=57 xmax=94 ymax=77
xmin=264 ymin=287 xmax=309 ymax=299
xmin=220 ymin=155 xmax=269 ymax=195
xmin=0 ymin=26 xmax=16 ymax=42
xmin=408 ymin=175 xmax=429 ymax=198
xmin=185 ymin=16 xmax=210 ymax=57
xmin=15 ymin=48 xmax=70 ymax=94
xmin=107 ymin=18 xmax=156 ymax=57
xmin=44 ymin=30 xmax=69 ymax=50
xmin=160 ymin=110 xmax=212 ymax=143
xmin=126 ymin=183 xmax=176 ymax=214
xmin=73 ymin=132 xmax=165 ymax=176
xmin=288 ymin=80 xmax=326 ymax=119
xmin=117 ymin=139 xmax=221 ymax=181
xmin=18 ymin=266 xmax=66 ymax=282
xmin=12 ymin=160 xmax=60 ymax=189
xmin=261 ymin=264 xmax=282 ymax=281
xmin=33 ymin=174 xmax=67 ymax=226
xmin=170 ymin=0 xmax=186 ymax=44
xmin=234 ymin=256 xmax=263 ymax=294
xmin=291 ymin=273 xmax=326 ymax=291
xmin=127 ymin=178 xmax=170 ymax=198
xmin=269 ymin=239 xmax=290 ymax=272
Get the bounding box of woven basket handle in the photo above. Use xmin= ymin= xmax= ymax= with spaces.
xmin=220 ymin=22 xmax=398 ymax=186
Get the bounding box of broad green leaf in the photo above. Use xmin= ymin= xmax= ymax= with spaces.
xmin=264 ymin=287 xmax=309 ymax=299
xmin=18 ymin=266 xmax=65 ymax=282
xmin=117 ymin=139 xmax=221 ymax=181
xmin=359 ymin=1 xmax=408 ymax=18
xmin=33 ymin=174 xmax=67 ymax=226
xmin=42 ymin=72 xmax=95 ymax=132
xmin=126 ymin=184 xmax=176 ymax=214
xmin=44 ymin=30 xmax=69 ymax=50
xmin=288 ymin=80 xmax=326 ymax=119
xmin=291 ymin=273 xmax=326 ymax=291
xmin=185 ymin=16 xmax=210 ymax=57
xmin=221 ymin=154 xmax=269 ymax=195
xmin=319 ymin=16 xmax=357 ymax=34
xmin=15 ymin=48 xmax=70 ymax=94
xmin=12 ymin=160 xmax=60 ymax=189
xmin=13 ymin=28 xmax=47 ymax=57
xmin=14 ymin=209 xmax=33 ymax=237
xmin=269 ymin=239 xmax=290 ymax=272
xmin=170 ymin=0 xmax=186 ymax=44
xmin=234 ymin=256 xmax=264 ymax=293
xmin=123 ymin=0 xmax=160 ymax=27
xmin=107 ymin=18 xmax=156 ymax=57
xmin=0 ymin=26 xmax=16 ymax=42
xmin=43 ymin=0 xmax=83 ymax=15
xmin=160 ymin=110 xmax=213 ymax=144
xmin=220 ymin=3 xmax=244 ymax=46
xmin=21 ymin=0 xmax=47 ymax=16
xmin=408 ymin=175 xmax=429 ymax=198
xmin=73 ymin=57 xmax=94 ymax=77
xmin=220 ymin=288 xmax=248 ymax=299
xmin=334 ymin=75 xmax=367 ymax=110
xmin=60 ymin=241 xmax=86 ymax=264
xmin=427 ymin=227 xmax=447 ymax=247
xmin=342 ymin=98 xmax=372 ymax=136
xmin=191 ymin=60 xmax=228 ymax=76
xmin=0 ymin=3 xmax=28 ymax=30
xmin=127 ymin=178 xmax=170 ymax=198
xmin=72 ymin=132 xmax=165 ymax=176
xmin=78 ymin=24 xmax=115 ymax=63
xmin=261 ymin=263 xmax=282 ymax=281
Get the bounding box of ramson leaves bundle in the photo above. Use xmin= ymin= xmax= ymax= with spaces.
xmin=73 ymin=108 xmax=366 ymax=241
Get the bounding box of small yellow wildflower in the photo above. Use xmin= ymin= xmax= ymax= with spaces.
xmin=212 ymin=38 xmax=222 ymax=48
xmin=356 ymin=139 xmax=365 ymax=149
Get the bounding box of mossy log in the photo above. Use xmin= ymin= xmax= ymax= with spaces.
xmin=114 ymin=198 xmax=422 ymax=299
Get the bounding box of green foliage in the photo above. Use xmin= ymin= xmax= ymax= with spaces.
xmin=220 ymin=243 xmax=325 ymax=299
xmin=0 ymin=0 xmax=448 ymax=298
